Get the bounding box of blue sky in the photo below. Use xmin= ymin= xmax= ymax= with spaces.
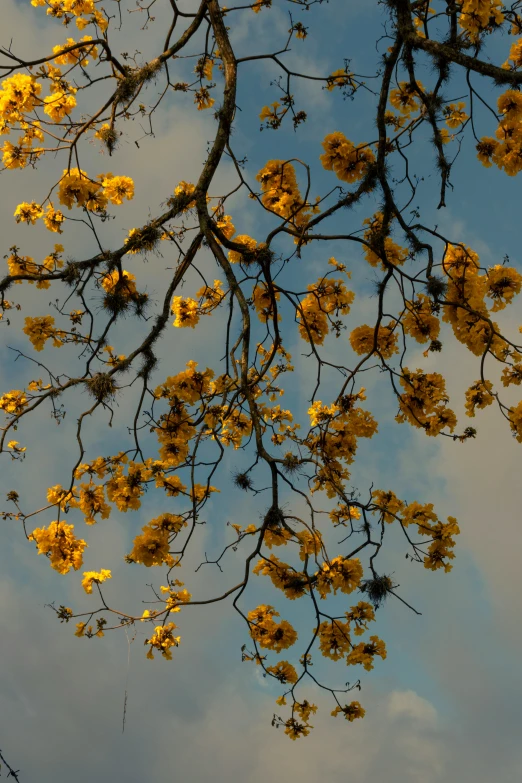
xmin=1 ymin=1 xmax=522 ymax=781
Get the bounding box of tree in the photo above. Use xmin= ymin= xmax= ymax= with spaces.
xmin=1 ymin=0 xmax=521 ymax=745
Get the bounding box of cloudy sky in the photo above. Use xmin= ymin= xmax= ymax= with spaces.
xmin=1 ymin=1 xmax=522 ymax=781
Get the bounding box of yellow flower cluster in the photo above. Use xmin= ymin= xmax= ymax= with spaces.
xmin=57 ymin=168 xmax=134 ymax=211
xmin=81 ymin=568 xmax=111 ymax=594
xmin=328 ymin=503 xmax=361 ymax=527
xmin=53 ymin=36 xmax=98 ymax=67
xmin=29 ymin=520 xmax=87 ymax=574
xmin=320 ymin=131 xmax=375 ymax=183
xmin=7 ymin=244 xmax=64 ymax=290
xmin=317 ymin=619 xmax=351 ymax=660
xmin=171 ymin=296 xmax=200 ymax=328
xmin=160 ymin=581 xmax=192 ymax=614
xmin=349 ymin=323 xmax=399 ymax=358
xmin=228 ymin=234 xmax=257 ymax=264
xmin=40 ymin=1 xmax=108 ymax=32
xmin=155 ymin=398 xmax=196 ymax=467
xmin=101 ymin=269 xmax=138 ymax=300
xmin=306 ymin=390 xmax=377 ymax=497
xmin=402 ymin=294 xmax=440 ymax=344
xmin=347 ymin=635 xmax=387 ymax=671
xmin=315 ymin=556 xmax=363 ymax=598
xmin=106 ymin=460 xmax=152 ymax=512
xmin=43 ymin=90 xmax=77 ymax=123
xmin=459 ymin=0 xmax=504 ymax=40
xmin=266 ymin=660 xmax=298 ymax=684
xmin=252 ymin=0 xmax=272 ymax=12
xmin=316 ymin=601 xmax=377 ymax=664
xmin=254 ymin=555 xmax=309 ymax=600
xmin=509 ymin=400 xmax=522 ymax=442
xmin=503 ymin=38 xmax=522 ymax=70
xmin=389 ymin=80 xmax=424 ymax=116
xmin=154 ymin=361 xmax=215 ymax=406
xmin=444 ymin=102 xmax=468 ymax=129
xmin=0 ymin=74 xmax=46 ymax=168
xmin=23 ymin=315 xmax=66 ymax=351
xmin=102 ymin=173 xmax=135 ymax=205
xmin=362 ymin=212 xmax=408 ymax=269
xmin=396 ymin=367 xmax=456 ymax=436
xmin=0 ymin=390 xmax=29 ymax=415
xmin=248 ymin=605 xmax=298 ymax=653
xmin=194 ymin=87 xmax=215 ymax=111
xmin=145 ymin=623 xmax=180 ymax=660
xmin=252 ymin=282 xmax=280 ymax=323
xmin=371 ymin=489 xmax=405 ymax=523
xmin=464 ymin=380 xmax=495 ymax=417
xmin=331 ymin=701 xmax=366 ymax=721
xmin=127 ymin=514 xmax=184 ymax=568
xmin=401 ymin=502 xmax=460 ymax=572
xmin=0 ymin=74 xmax=41 ymax=124
xmin=442 ymin=244 xmax=517 ymax=359
xmin=256 ymin=160 xmax=314 ymax=231
xmin=14 ymin=201 xmax=43 ymax=225
xmin=476 ymin=91 xmax=522 ymax=175
xmin=47 ymin=484 xmax=77 ymax=511
xmin=326 ymin=69 xmax=357 ymax=92
xmin=297 ymin=277 xmax=355 ymax=345
xmin=75 ymin=482 xmax=111 ymax=524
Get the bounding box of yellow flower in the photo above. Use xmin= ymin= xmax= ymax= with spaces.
xmin=43 ymin=204 xmax=65 ymax=233
xmin=23 ymin=316 xmax=65 ymax=352
xmin=252 ymin=0 xmax=272 ymax=12
xmin=171 ymin=296 xmax=200 ymax=328
xmin=444 ymin=102 xmax=468 ymax=128
xmin=194 ymin=87 xmax=215 ymax=110
xmin=14 ymin=202 xmax=43 ymax=225
xmin=389 ymin=80 xmax=424 ymax=115
xmin=0 ymin=390 xmax=29 ymax=415
xmin=75 ymin=622 xmax=87 ymax=637
xmin=464 ymin=380 xmax=495 ymax=417
xmin=81 ymin=568 xmax=112 ymax=594
xmin=101 ymin=174 xmax=135 ymax=205
xmin=326 ymin=69 xmax=356 ymax=92
xmin=145 ymin=623 xmax=180 ymax=660
xmin=331 ymin=701 xmax=366 ymax=721
xmin=7 ymin=440 xmax=26 ymax=453
xmin=29 ymin=520 xmax=87 ymax=574
xmin=266 ymin=660 xmax=298 ymax=684
xmin=43 ymin=91 xmax=77 ymax=123
xmin=349 ymin=323 xmax=399 ymax=358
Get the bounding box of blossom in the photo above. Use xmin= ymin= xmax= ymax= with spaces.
xmin=82 ymin=568 xmax=112 ymax=594
xmin=194 ymin=87 xmax=214 ymax=110
xmin=389 ymin=80 xmax=424 ymax=115
xmin=43 ymin=204 xmax=65 ymax=233
xmin=320 ymin=132 xmax=375 ymax=183
xmin=331 ymin=701 xmax=366 ymax=721
xmin=57 ymin=168 xmax=105 ymax=210
xmin=171 ymin=296 xmax=200 ymax=328
xmin=43 ymin=91 xmax=77 ymax=123
xmin=347 ymin=635 xmax=387 ymax=671
xmin=145 ymin=623 xmax=180 ymax=660
xmin=266 ymin=660 xmax=298 ymax=684
xmin=76 ymin=482 xmax=111 ymax=524
xmin=14 ymin=201 xmax=43 ymax=225
xmin=101 ymin=173 xmax=135 ymax=205
xmin=29 ymin=520 xmax=87 ymax=574
xmin=464 ymin=380 xmax=495 ymax=417
xmin=349 ymin=323 xmax=399 ymax=358
xmin=23 ymin=316 xmax=65 ymax=351
xmin=0 ymin=390 xmax=29 ymax=415
xmin=444 ymin=102 xmax=468 ymax=128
